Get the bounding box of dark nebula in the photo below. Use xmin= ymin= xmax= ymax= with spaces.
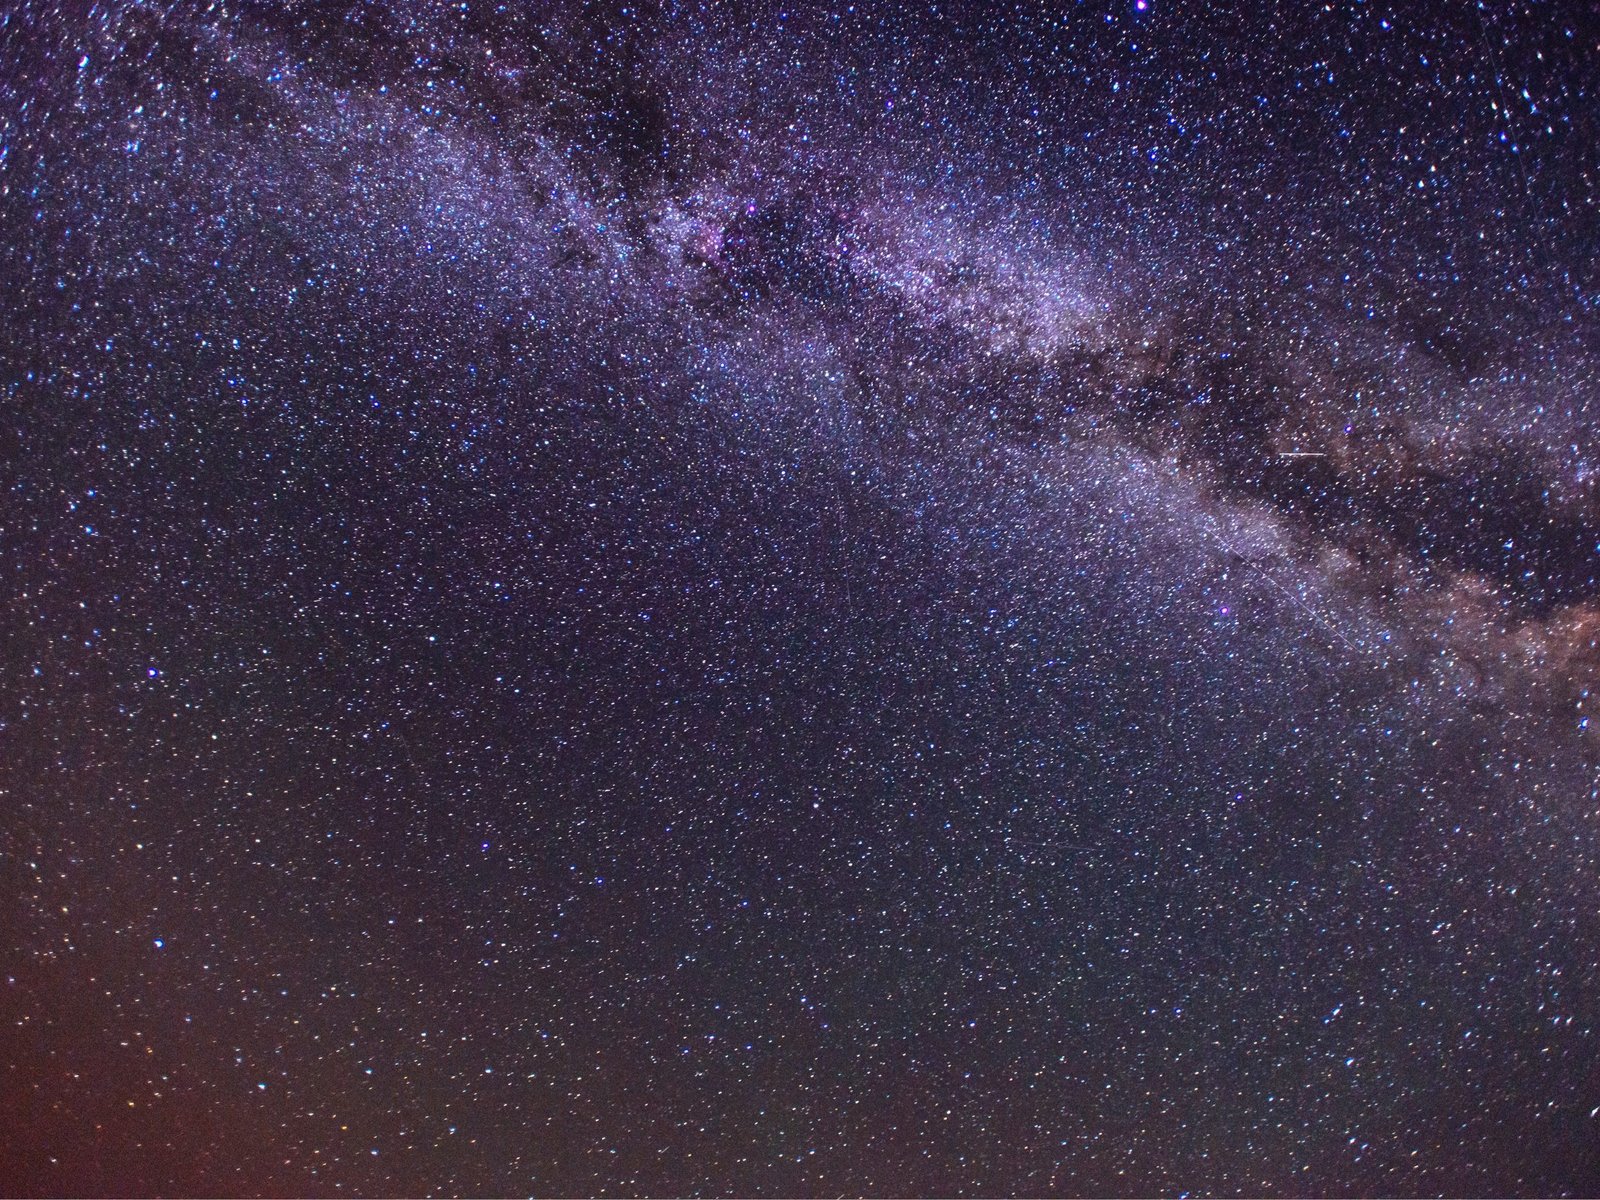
xmin=3 ymin=1 xmax=1600 ymax=1195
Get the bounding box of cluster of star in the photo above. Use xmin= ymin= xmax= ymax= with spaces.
xmin=2 ymin=1 xmax=1598 ymax=1195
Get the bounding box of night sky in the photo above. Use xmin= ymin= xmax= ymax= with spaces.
xmin=3 ymin=1 xmax=1600 ymax=1195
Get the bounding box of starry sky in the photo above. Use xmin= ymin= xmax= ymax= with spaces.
xmin=3 ymin=0 xmax=1600 ymax=1195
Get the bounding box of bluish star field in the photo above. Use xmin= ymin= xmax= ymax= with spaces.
xmin=3 ymin=1 xmax=1600 ymax=1195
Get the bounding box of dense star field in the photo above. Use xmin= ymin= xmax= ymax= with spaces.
xmin=3 ymin=1 xmax=1600 ymax=1195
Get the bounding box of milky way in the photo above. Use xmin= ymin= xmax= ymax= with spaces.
xmin=3 ymin=2 xmax=1600 ymax=1195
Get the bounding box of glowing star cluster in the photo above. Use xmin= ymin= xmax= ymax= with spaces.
xmin=2 ymin=1 xmax=1598 ymax=1196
